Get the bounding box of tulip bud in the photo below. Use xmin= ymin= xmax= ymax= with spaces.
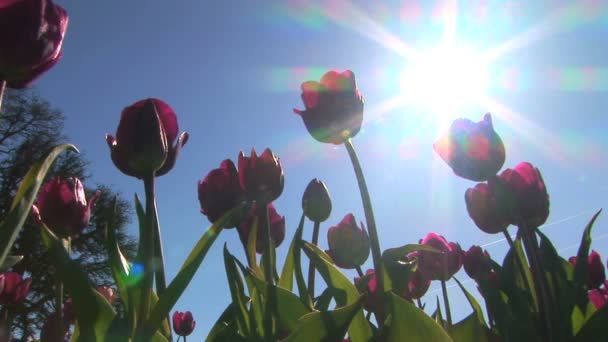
xmin=33 ymin=177 xmax=100 ymax=238
xmin=465 ymin=182 xmax=510 ymax=234
xmin=406 ymin=270 xmax=431 ymax=300
xmin=0 ymin=0 xmax=68 ymax=88
xmin=463 ymin=245 xmax=492 ymax=282
xmin=238 ymin=203 xmax=286 ymax=254
xmin=434 ymin=113 xmax=505 ymax=182
xmin=589 ymin=287 xmax=608 ymax=310
xmin=417 ymin=233 xmax=453 ymax=281
xmin=447 ymin=242 xmax=463 ymax=276
xmin=588 ymin=250 xmax=606 ymax=289
xmin=354 ymin=269 xmax=380 ymax=313
xmin=173 ymin=311 xmax=196 ymax=337
xmin=238 ymin=148 xmax=284 ymax=203
xmin=293 ymin=70 xmax=364 ymax=145
xmin=326 ymin=214 xmax=370 ymax=269
xmin=498 ymin=162 xmax=550 ymax=228
xmin=198 ymin=159 xmax=245 ymax=228
xmin=106 ymin=98 xmax=188 ymax=179
xmin=302 ymin=178 xmax=332 ymax=222
xmin=0 ymin=272 xmax=31 ymax=306
xmin=97 ymin=285 xmax=117 ymax=304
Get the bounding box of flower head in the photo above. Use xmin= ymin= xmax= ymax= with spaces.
xmin=238 ymin=148 xmax=284 ymax=203
xmin=237 ymin=203 xmax=286 ymax=254
xmin=293 ymin=70 xmax=364 ymax=144
xmin=354 ymin=269 xmax=380 ymax=313
xmin=0 ymin=0 xmax=68 ymax=88
xmin=326 ymin=214 xmax=370 ymax=269
xmin=498 ymin=162 xmax=549 ymax=228
xmin=463 ymin=245 xmax=492 ymax=282
xmin=33 ymin=177 xmax=100 ymax=238
xmin=302 ymin=178 xmax=332 ymax=222
xmin=434 ymin=113 xmax=505 ymax=181
xmin=172 ymin=311 xmax=196 ymax=337
xmin=465 ymin=182 xmax=510 ymax=234
xmin=198 ymin=159 xmax=245 ymax=228
xmin=405 ymin=269 xmax=431 ymax=300
xmin=417 ymin=233 xmax=455 ymax=281
xmin=0 ymin=272 xmax=31 ymax=306
xmin=106 ymin=98 xmax=188 ymax=179
xmin=571 ymin=251 xmax=606 ymax=289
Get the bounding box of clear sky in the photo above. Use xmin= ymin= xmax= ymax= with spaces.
xmin=34 ymin=0 xmax=608 ymax=339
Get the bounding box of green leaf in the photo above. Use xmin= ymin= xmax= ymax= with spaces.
xmin=0 ymin=255 xmax=23 ymax=272
xmin=145 ymin=204 xmax=245 ymax=338
xmin=575 ymin=302 xmax=608 ymax=342
xmin=223 ymin=245 xmax=251 ymax=336
xmin=453 ymin=277 xmax=487 ymax=327
xmin=283 ymin=298 xmax=364 ymax=342
xmin=0 ymin=144 xmax=77 ymax=266
xmin=301 ymin=241 xmax=373 ymax=342
xmin=278 ymin=213 xmax=305 ymax=292
xmin=40 ymin=223 xmax=117 ymax=341
xmin=246 ymin=216 xmax=261 ymax=276
xmin=315 ymin=287 xmax=336 ymax=312
xmin=206 ymin=304 xmax=242 ymax=342
xmin=432 ymin=296 xmax=444 ymax=327
xmin=134 ymin=194 xmax=146 ymax=262
xmin=386 ymin=292 xmax=452 ymax=342
xmin=573 ymin=209 xmax=603 ymax=308
xmin=448 ymin=313 xmax=487 ymax=342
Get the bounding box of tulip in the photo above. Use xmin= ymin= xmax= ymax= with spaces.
xmin=293 ymin=70 xmax=364 ymax=145
xmin=406 ymin=269 xmax=431 ymax=300
xmin=238 ymin=148 xmax=284 ymax=204
xmin=465 ymin=181 xmax=511 ymax=234
xmin=302 ymin=178 xmax=332 ymax=222
xmin=33 ymin=177 xmax=100 ymax=238
xmin=326 ymin=214 xmax=370 ymax=269
xmin=40 ymin=312 xmax=70 ymax=342
xmin=589 ymin=287 xmax=608 ymax=310
xmin=97 ymin=285 xmax=117 ymax=304
xmin=498 ymin=162 xmax=550 ymax=228
xmin=0 ymin=272 xmax=31 ymax=306
xmin=106 ymin=98 xmax=188 ymax=179
xmin=417 ymin=233 xmax=453 ymax=281
xmin=0 ymin=0 xmax=68 ymax=88
xmin=434 ymin=113 xmax=505 ymax=181
xmin=570 ymin=251 xmax=606 ymax=289
xmin=447 ymin=242 xmax=463 ymax=276
xmin=237 ymin=203 xmax=285 ymax=254
xmin=354 ymin=269 xmax=380 ymax=313
xmin=198 ymin=159 xmax=245 ymax=227
xmin=172 ymin=311 xmax=196 ymax=337
xmin=463 ymin=245 xmax=492 ymax=282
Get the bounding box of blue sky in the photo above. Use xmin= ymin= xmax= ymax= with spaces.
xmin=34 ymin=0 xmax=608 ymax=339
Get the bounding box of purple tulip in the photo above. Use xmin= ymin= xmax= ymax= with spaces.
xmin=172 ymin=311 xmax=196 ymax=337
xmin=326 ymin=214 xmax=370 ymax=269
xmin=302 ymin=178 xmax=332 ymax=222
xmin=198 ymin=159 xmax=245 ymax=228
xmin=238 ymin=148 xmax=284 ymax=204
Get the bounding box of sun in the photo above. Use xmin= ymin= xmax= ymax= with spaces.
xmin=399 ymin=42 xmax=490 ymax=122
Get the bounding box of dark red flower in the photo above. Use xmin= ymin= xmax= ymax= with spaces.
xmin=33 ymin=177 xmax=100 ymax=238
xmin=237 ymin=203 xmax=285 ymax=254
xmin=463 ymin=245 xmax=492 ymax=282
xmin=302 ymin=178 xmax=332 ymax=222
xmin=447 ymin=242 xmax=463 ymax=276
xmin=97 ymin=285 xmax=117 ymax=304
xmin=465 ymin=181 xmax=510 ymax=234
xmin=106 ymin=98 xmax=188 ymax=179
xmin=434 ymin=113 xmax=505 ymax=181
xmin=0 ymin=272 xmax=31 ymax=306
xmin=326 ymin=214 xmax=370 ymax=269
xmin=355 ymin=269 xmax=380 ymax=313
xmin=588 ymin=251 xmax=605 ymax=289
xmin=406 ymin=269 xmax=431 ymax=300
xmin=589 ymin=287 xmax=608 ymax=310
xmin=172 ymin=311 xmax=196 ymax=337
xmin=0 ymin=0 xmax=68 ymax=88
xmin=293 ymin=70 xmax=364 ymax=145
xmin=198 ymin=159 xmax=245 ymax=228
xmin=40 ymin=312 xmax=70 ymax=342
xmin=498 ymin=162 xmax=549 ymax=228
xmin=238 ymin=148 xmax=284 ymax=203
xmin=417 ymin=233 xmax=452 ymax=281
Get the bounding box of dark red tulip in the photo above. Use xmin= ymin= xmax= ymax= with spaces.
xmin=293 ymin=70 xmax=364 ymax=145
xmin=588 ymin=251 xmax=605 ymax=289
xmin=447 ymin=242 xmax=463 ymax=276
xmin=498 ymin=162 xmax=549 ymax=228
xmin=355 ymin=269 xmax=380 ymax=313
xmin=106 ymin=98 xmax=188 ymax=179
xmin=33 ymin=177 xmax=100 ymax=238
xmin=0 ymin=0 xmax=68 ymax=88
xmin=302 ymin=178 xmax=332 ymax=222
xmin=434 ymin=113 xmax=505 ymax=181
xmin=589 ymin=287 xmax=608 ymax=310
xmin=326 ymin=214 xmax=370 ymax=269
xmin=172 ymin=311 xmax=196 ymax=337
xmin=237 ymin=203 xmax=285 ymax=254
xmin=0 ymin=272 xmax=31 ymax=306
xmin=97 ymin=285 xmax=117 ymax=304
xmin=406 ymin=269 xmax=431 ymax=300
xmin=238 ymin=148 xmax=284 ymax=203
xmin=198 ymin=159 xmax=245 ymax=228
xmin=465 ymin=182 xmax=510 ymax=234
xmin=463 ymin=245 xmax=492 ymax=282
xmin=417 ymin=233 xmax=452 ymax=281
xmin=40 ymin=312 xmax=70 ymax=342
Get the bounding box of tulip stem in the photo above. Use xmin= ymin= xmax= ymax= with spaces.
xmin=259 ymin=203 xmax=276 ymax=341
xmin=416 ymin=298 xmax=423 ymax=310
xmin=139 ymin=175 xmax=157 ymax=338
xmin=440 ymin=279 xmax=452 ymax=328
xmin=344 ymin=139 xmax=385 ymax=318
xmin=504 ymin=230 xmax=536 ymax=311
xmin=520 ymin=226 xmax=554 ymax=342
xmin=307 ymin=220 xmax=321 ymax=299
xmin=356 ymin=266 xmax=364 ymax=278
xmin=0 ymin=80 xmax=5 ymax=115
xmin=55 ymin=274 xmax=64 ymax=342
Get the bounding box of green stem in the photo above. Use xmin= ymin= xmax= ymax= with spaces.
xmin=356 ymin=266 xmax=364 ymax=278
xmin=307 ymin=221 xmax=321 ymax=299
xmin=138 ymin=175 xmax=157 ymax=337
xmin=259 ymin=203 xmax=275 ymax=341
xmin=344 ymin=139 xmax=385 ymax=315
xmin=416 ymin=298 xmax=423 ymax=310
xmin=153 ymin=210 xmax=167 ymax=296
xmin=440 ymin=279 xmax=452 ymax=328
xmin=0 ymin=80 xmax=5 ymax=115
xmin=520 ymin=226 xmax=553 ymax=342
xmin=504 ymin=230 xmax=536 ymax=311
xmin=55 ymin=273 xmax=64 ymax=342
